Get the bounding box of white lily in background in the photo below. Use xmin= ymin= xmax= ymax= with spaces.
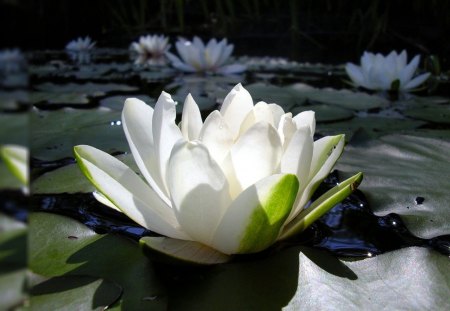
xmin=0 ymin=49 xmax=26 ymax=74
xmin=346 ymin=50 xmax=430 ymax=91
xmin=75 ymin=84 xmax=362 ymax=264
xmin=65 ymin=36 xmax=96 ymax=52
xmin=0 ymin=145 xmax=29 ymax=192
xmin=130 ymin=34 xmax=170 ymax=59
xmin=166 ymin=36 xmax=246 ymax=75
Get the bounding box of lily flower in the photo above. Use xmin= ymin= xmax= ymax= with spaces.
xmin=75 ymin=84 xmax=362 ymax=264
xmin=130 ymin=34 xmax=170 ymax=59
xmin=65 ymin=36 xmax=96 ymax=52
xmin=346 ymin=50 xmax=430 ymax=91
xmin=0 ymin=49 xmax=26 ymax=74
xmin=166 ymin=36 xmax=246 ymax=75
xmin=0 ymin=145 xmax=29 ymax=192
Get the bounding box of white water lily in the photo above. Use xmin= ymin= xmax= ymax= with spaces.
xmin=75 ymin=84 xmax=362 ymax=264
xmin=65 ymin=36 xmax=96 ymax=52
xmin=166 ymin=36 xmax=246 ymax=74
xmin=346 ymin=50 xmax=430 ymax=91
xmin=0 ymin=145 xmax=29 ymax=191
xmin=130 ymin=34 xmax=170 ymax=58
xmin=0 ymin=49 xmax=26 ymax=73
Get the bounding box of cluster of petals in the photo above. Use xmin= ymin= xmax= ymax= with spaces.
xmin=65 ymin=36 xmax=96 ymax=52
xmin=130 ymin=34 xmax=170 ymax=58
xmin=166 ymin=36 xmax=246 ymax=74
xmin=345 ymin=50 xmax=430 ymax=91
xmin=75 ymin=84 xmax=353 ymax=256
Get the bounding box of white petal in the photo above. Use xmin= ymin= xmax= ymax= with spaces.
xmin=93 ymin=190 xmax=121 ymax=212
xmin=345 ymin=63 xmax=365 ymax=86
xmin=281 ymin=126 xmax=313 ymax=185
xmin=230 ymin=122 xmax=282 ymax=191
xmin=216 ymin=43 xmax=234 ymax=66
xmin=211 ymin=173 xmax=299 ymax=254
xmin=74 ymin=145 xmax=188 ymax=240
xmin=268 ymin=104 xmax=285 ymax=128
xmin=219 ymin=83 xmax=254 ymax=139
xmin=152 ymin=92 xmax=184 ymax=194
xmin=403 ymin=72 xmax=430 ymax=90
xmin=239 ymin=101 xmax=274 ymax=135
xmin=181 ymin=94 xmax=203 ymax=141
xmin=122 ymin=98 xmax=170 ymax=205
xmin=293 ymin=110 xmax=315 ymax=137
xmin=199 ymin=110 xmax=234 ymax=165
xmin=292 ymin=135 xmax=345 ymax=217
xmin=167 ymin=141 xmax=232 ymax=246
xmin=399 ymin=55 xmax=420 ymax=86
xmin=278 ymin=113 xmax=296 ymax=148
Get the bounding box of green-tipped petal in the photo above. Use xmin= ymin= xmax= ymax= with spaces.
xmin=212 ymin=174 xmax=299 ymax=254
xmin=0 ymin=145 xmax=28 ymax=185
xmin=74 ymin=145 xmax=189 ymax=240
xmin=280 ymin=172 xmax=363 ymax=240
xmin=140 ymin=237 xmax=230 ymax=265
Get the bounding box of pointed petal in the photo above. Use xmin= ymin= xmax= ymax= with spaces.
xmin=219 ymin=83 xmax=254 ymax=139
xmin=217 ymin=43 xmax=234 ymax=66
xmin=230 ymin=122 xmax=283 ymax=190
xmin=278 ymin=113 xmax=296 ymax=148
xmin=122 ymin=98 xmax=170 ymax=205
xmin=152 ymin=92 xmax=184 ymax=193
xmin=74 ymin=145 xmax=189 ymax=240
xmin=293 ymin=110 xmax=315 ymax=137
xmin=167 ymin=141 xmax=232 ymax=246
xmin=212 ymin=174 xmax=299 ymax=254
xmin=345 ymin=63 xmax=365 ymax=87
xmin=140 ymin=237 xmax=230 ymax=264
xmin=280 ymin=172 xmax=363 ymax=239
xmin=93 ymin=190 xmax=121 ymax=212
xmin=293 ymin=135 xmax=345 ymax=216
xmin=281 ymin=126 xmax=313 ymax=186
xmin=181 ymin=94 xmax=203 ymax=141
xmin=0 ymin=145 xmax=28 ymax=185
xmin=199 ymin=110 xmax=234 ymax=165
xmin=403 ymin=72 xmax=430 ymax=90
xmin=268 ymin=104 xmax=285 ymax=127
xmin=239 ymin=101 xmax=275 ymax=135
xmin=399 ymin=55 xmax=421 ymax=87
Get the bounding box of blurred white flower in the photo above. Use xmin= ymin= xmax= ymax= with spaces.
xmin=0 ymin=49 xmax=26 ymax=73
xmin=130 ymin=34 xmax=170 ymax=58
xmin=65 ymin=36 xmax=96 ymax=52
xmin=346 ymin=50 xmax=430 ymax=91
xmin=75 ymin=84 xmax=362 ymax=263
xmin=166 ymin=36 xmax=246 ymax=75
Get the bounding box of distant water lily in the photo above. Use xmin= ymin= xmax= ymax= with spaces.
xmin=0 ymin=145 xmax=29 ymax=191
xmin=346 ymin=50 xmax=430 ymax=91
xmin=65 ymin=36 xmax=96 ymax=52
xmin=75 ymin=84 xmax=362 ymax=264
xmin=166 ymin=36 xmax=246 ymax=75
xmin=130 ymin=34 xmax=170 ymax=60
xmin=0 ymin=49 xmax=25 ymax=73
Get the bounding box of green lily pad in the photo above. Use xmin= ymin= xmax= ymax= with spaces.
xmin=32 ymin=82 xmax=138 ymax=105
xmin=0 ymin=214 xmax=27 ymax=310
xmin=317 ymin=117 xmax=426 ymax=142
xmin=31 ymin=108 xmax=129 ymax=161
xmin=0 ymin=113 xmax=28 ymax=145
xmin=29 ymin=275 xmax=122 ymax=310
xmin=32 ymin=154 xmax=138 ymax=194
xmin=29 ymin=212 xmax=166 ymax=310
xmin=288 ymin=84 xmax=389 ymax=110
xmin=99 ymin=95 xmax=154 ymax=111
xmin=291 ymin=104 xmax=354 ymax=122
xmin=285 ymin=247 xmax=450 ymax=310
xmin=337 ymin=134 xmax=450 ymax=238
xmin=404 ymin=104 xmax=450 ymax=124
